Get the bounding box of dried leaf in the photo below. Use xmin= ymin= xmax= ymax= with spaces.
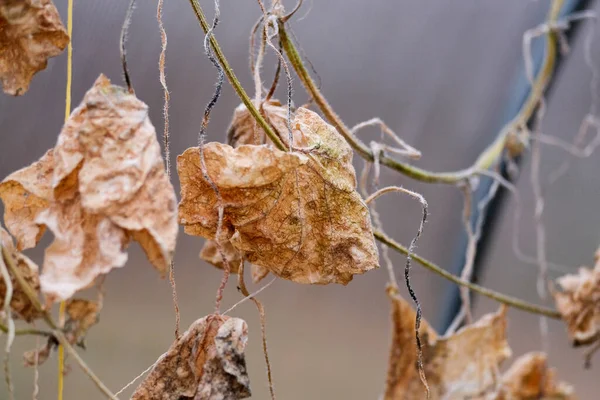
xmin=227 ymin=100 xmax=288 ymax=147
xmin=0 ymin=0 xmax=69 ymax=95
xmin=199 ymin=240 xmax=268 ymax=283
xmin=23 ymin=337 xmax=54 ymax=367
xmin=131 ymin=315 xmax=251 ymax=400
xmin=384 ymin=287 xmax=510 ymax=399
xmin=553 ymin=256 xmax=600 ymax=347
xmin=195 ymin=318 xmax=251 ymax=400
xmin=0 ymin=226 xmax=42 ymax=322
xmin=200 ymin=240 xmax=242 ymax=274
xmin=178 ymin=107 xmax=378 ymax=285
xmin=64 ymin=298 xmax=100 ymax=346
xmin=486 ymin=352 xmax=576 ymax=400
xmin=0 ymin=74 xmax=178 ymax=301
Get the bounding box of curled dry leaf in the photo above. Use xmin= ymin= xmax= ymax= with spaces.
xmin=0 ymin=226 xmax=42 ymax=322
xmin=553 ymin=253 xmax=600 ymax=347
xmin=0 ymin=74 xmax=178 ymax=301
xmin=179 ymin=107 xmax=378 ymax=285
xmin=131 ymin=315 xmax=250 ymax=400
xmin=23 ymin=337 xmax=55 ymax=367
xmin=226 ymin=100 xmax=289 ymax=147
xmin=484 ymin=352 xmax=575 ymax=400
xmin=199 ymin=240 xmax=269 ymax=284
xmin=384 ymin=286 xmax=510 ymax=399
xmin=0 ymin=0 xmax=69 ymax=95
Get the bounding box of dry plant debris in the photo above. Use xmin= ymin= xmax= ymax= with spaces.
xmin=385 ymin=287 xmax=575 ymax=399
xmin=131 ymin=315 xmax=250 ymax=400
xmin=385 ymin=286 xmax=511 ymax=399
xmin=0 ymin=226 xmax=42 ymax=322
xmin=553 ymin=250 xmax=600 ymax=347
xmin=179 ymin=106 xmax=379 ymax=285
xmin=485 ymin=352 xmax=575 ymax=400
xmin=0 ymin=74 xmax=178 ymax=302
xmin=0 ymin=0 xmax=69 ymax=95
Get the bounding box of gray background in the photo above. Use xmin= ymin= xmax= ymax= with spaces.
xmin=1 ymin=0 xmax=599 ymax=398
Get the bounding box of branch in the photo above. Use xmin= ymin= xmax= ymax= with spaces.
xmin=0 ymin=323 xmax=53 ymax=338
xmin=277 ymin=1 xmax=563 ymax=184
xmin=373 ymin=229 xmax=562 ymax=319
xmin=188 ymin=0 xmax=287 ymax=151
xmin=0 ymin=246 xmax=118 ymax=400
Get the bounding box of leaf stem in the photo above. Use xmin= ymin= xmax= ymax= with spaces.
xmin=373 ymin=229 xmax=562 ymax=319
xmin=0 ymin=246 xmax=118 ymax=400
xmin=0 ymin=323 xmax=53 ymax=338
xmin=277 ymin=2 xmax=562 ymax=184
xmin=188 ymin=0 xmax=287 ymax=151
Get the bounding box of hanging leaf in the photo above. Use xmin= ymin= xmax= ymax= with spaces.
xmin=179 ymin=107 xmax=378 ymax=285
xmin=199 ymin=240 xmax=269 ymax=284
xmin=0 ymin=226 xmax=42 ymax=322
xmin=131 ymin=315 xmax=251 ymax=400
xmin=384 ymin=286 xmax=510 ymax=399
xmin=0 ymin=74 xmax=178 ymax=301
xmin=0 ymin=0 xmax=69 ymax=95
xmin=486 ymin=352 xmax=575 ymax=399
xmin=553 ymin=251 xmax=600 ymax=347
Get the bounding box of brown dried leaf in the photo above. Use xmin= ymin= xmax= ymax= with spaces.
xmin=195 ymin=318 xmax=251 ymax=400
xmin=0 ymin=226 xmax=42 ymax=322
xmin=199 ymin=240 xmax=269 ymax=283
xmin=64 ymin=298 xmax=100 ymax=346
xmin=486 ymin=352 xmax=576 ymax=400
xmin=23 ymin=338 xmax=54 ymax=367
xmin=227 ymin=100 xmax=289 ymax=147
xmin=200 ymin=240 xmax=242 ymax=274
xmin=384 ymin=287 xmax=510 ymax=399
xmin=553 ymin=257 xmax=600 ymax=347
xmin=0 ymin=0 xmax=69 ymax=95
xmin=0 ymin=74 xmax=178 ymax=301
xmin=131 ymin=315 xmax=250 ymax=400
xmin=178 ymin=107 xmax=378 ymax=285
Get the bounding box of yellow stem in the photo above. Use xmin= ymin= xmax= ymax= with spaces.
xmin=58 ymin=0 xmax=74 ymax=398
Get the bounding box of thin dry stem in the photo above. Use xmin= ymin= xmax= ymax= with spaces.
xmin=365 ymin=186 xmax=430 ymax=396
xmin=0 ymin=244 xmax=15 ymax=400
xmin=120 ymin=0 xmax=137 ymax=93
xmin=236 ymin=261 xmax=276 ymax=400
xmin=157 ymin=0 xmax=180 ymax=340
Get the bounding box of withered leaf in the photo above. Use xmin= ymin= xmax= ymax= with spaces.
xmin=199 ymin=240 xmax=269 ymax=284
xmin=179 ymin=107 xmax=378 ymax=285
xmin=384 ymin=286 xmax=510 ymax=399
xmin=64 ymin=298 xmax=100 ymax=346
xmin=226 ymin=100 xmax=289 ymax=147
xmin=0 ymin=0 xmax=69 ymax=95
xmin=23 ymin=337 xmax=55 ymax=367
xmin=131 ymin=315 xmax=250 ymax=400
xmin=0 ymin=226 xmax=42 ymax=322
xmin=553 ymin=254 xmax=600 ymax=347
xmin=0 ymin=74 xmax=178 ymax=301
xmin=485 ymin=352 xmax=576 ymax=400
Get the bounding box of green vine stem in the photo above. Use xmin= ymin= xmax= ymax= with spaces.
xmin=278 ymin=0 xmax=563 ymax=183
xmin=188 ymin=0 xmax=287 ymax=151
xmin=186 ymin=1 xmax=565 ymax=320
xmin=374 ymin=229 xmax=562 ymax=319
xmin=0 ymin=245 xmax=118 ymax=400
xmin=0 ymin=323 xmax=53 ymax=338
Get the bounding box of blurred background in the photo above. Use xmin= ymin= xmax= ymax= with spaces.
xmin=1 ymin=0 xmax=600 ymax=398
